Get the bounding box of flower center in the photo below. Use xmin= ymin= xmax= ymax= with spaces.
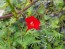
xmin=30 ymin=21 xmax=34 ymax=26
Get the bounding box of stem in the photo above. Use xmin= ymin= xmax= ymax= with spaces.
xmin=6 ymin=0 xmax=17 ymax=16
xmin=0 ymin=0 xmax=38 ymax=19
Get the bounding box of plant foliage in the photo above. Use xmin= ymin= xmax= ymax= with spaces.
xmin=0 ymin=0 xmax=65 ymax=49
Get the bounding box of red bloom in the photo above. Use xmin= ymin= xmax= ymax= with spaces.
xmin=25 ymin=16 xmax=40 ymax=31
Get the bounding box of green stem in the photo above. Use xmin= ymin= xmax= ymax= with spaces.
xmin=6 ymin=0 xmax=17 ymax=17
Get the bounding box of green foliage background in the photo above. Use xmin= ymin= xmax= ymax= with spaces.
xmin=0 ymin=0 xmax=65 ymax=49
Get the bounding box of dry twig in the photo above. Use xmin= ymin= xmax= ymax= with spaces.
xmin=0 ymin=0 xmax=38 ymax=19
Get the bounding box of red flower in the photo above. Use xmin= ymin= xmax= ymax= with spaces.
xmin=25 ymin=16 xmax=40 ymax=31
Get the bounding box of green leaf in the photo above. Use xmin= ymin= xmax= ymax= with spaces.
xmin=38 ymin=4 xmax=45 ymax=14
xmin=54 ymin=0 xmax=64 ymax=7
xmin=0 ymin=0 xmax=7 ymax=9
xmin=50 ymin=17 xmax=59 ymax=28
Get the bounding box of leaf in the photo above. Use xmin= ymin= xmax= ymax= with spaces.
xmin=0 ymin=0 xmax=7 ymax=9
xmin=0 ymin=28 xmax=7 ymax=37
xmin=44 ymin=15 xmax=50 ymax=20
xmin=9 ymin=17 xmax=16 ymax=25
xmin=50 ymin=17 xmax=59 ymax=29
xmin=38 ymin=4 xmax=45 ymax=14
xmin=27 ymin=7 xmax=33 ymax=16
xmin=54 ymin=0 xmax=64 ymax=7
